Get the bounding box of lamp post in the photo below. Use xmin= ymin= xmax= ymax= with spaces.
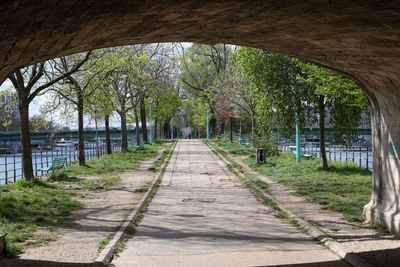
xmin=296 ymin=113 xmax=301 ymax=162
xmin=149 ymin=97 xmax=153 ymax=145
xmin=206 ymin=103 xmax=210 ymax=139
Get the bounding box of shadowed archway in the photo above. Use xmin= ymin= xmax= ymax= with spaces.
xmin=0 ymin=1 xmax=399 ymax=231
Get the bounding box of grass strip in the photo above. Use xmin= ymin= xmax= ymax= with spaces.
xmin=0 ymin=179 xmax=83 ymax=257
xmin=244 ymin=152 xmax=371 ymax=221
xmin=66 ymin=141 xmax=169 ymax=178
xmin=205 ymin=141 xmax=278 ymax=210
xmin=210 ymin=138 xmax=372 ymax=222
xmin=0 ymin=141 xmax=169 ymax=258
xmin=211 ymin=137 xmax=253 ymax=156
xmin=207 ymin=140 xmax=313 ymax=235
xmin=149 ymin=142 xmax=174 ymax=171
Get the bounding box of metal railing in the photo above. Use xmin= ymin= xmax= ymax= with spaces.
xmin=0 ymin=140 xmax=123 ymax=185
xmin=224 ymin=132 xmax=373 ymax=171
xmin=279 ymin=142 xmax=372 ymax=171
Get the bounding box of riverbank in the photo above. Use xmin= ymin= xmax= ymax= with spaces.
xmin=210 ymin=137 xmax=372 ymax=221
xmin=0 ymin=141 xmax=171 ymax=259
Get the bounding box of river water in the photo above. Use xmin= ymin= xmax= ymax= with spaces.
xmin=0 ymin=142 xmax=122 ymax=185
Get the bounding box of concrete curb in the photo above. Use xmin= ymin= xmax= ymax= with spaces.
xmin=206 ymin=141 xmax=372 ymax=267
xmin=93 ymin=141 xmax=177 ymax=267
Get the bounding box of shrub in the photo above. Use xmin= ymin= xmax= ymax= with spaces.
xmin=251 ymin=132 xmax=279 ymax=156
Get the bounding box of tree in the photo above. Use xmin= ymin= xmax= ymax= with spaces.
xmin=234 ymin=46 xmax=369 ymax=169
xmin=47 ymin=52 xmax=98 ymax=165
xmin=296 ymin=60 xmax=369 ymax=168
xmin=234 ymin=48 xmax=313 ymax=136
xmin=102 ymin=46 xmax=152 ymax=150
xmin=152 ymin=87 xmax=181 ymax=136
xmin=30 ymin=114 xmax=57 ymax=132
xmin=89 ymin=83 xmax=115 ymax=155
xmin=7 ymin=52 xmax=90 ymax=180
xmin=179 ymin=44 xmax=231 ymax=137
xmin=0 ymin=88 xmax=18 ymax=131
xmin=213 ymin=51 xmax=258 ymax=139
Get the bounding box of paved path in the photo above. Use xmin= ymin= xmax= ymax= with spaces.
xmin=113 ymin=140 xmax=349 ymax=267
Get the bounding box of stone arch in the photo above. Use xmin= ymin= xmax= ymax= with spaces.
xmin=0 ymin=1 xmax=399 ymax=231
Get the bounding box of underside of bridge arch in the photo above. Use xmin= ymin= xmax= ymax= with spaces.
xmin=0 ymin=0 xmax=399 ymax=231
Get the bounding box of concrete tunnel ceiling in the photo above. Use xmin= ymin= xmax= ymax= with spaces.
xmin=1 ymin=0 xmax=400 ymax=231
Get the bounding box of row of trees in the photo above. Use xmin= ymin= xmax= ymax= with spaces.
xmin=3 ymin=44 xmax=181 ymax=180
xmin=179 ymin=44 xmax=369 ymax=169
xmin=0 ymin=42 xmax=370 ymax=180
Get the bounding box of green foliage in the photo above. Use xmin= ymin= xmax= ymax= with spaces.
xmin=234 ymin=46 xmax=369 ymax=146
xmin=245 ymin=152 xmax=372 ymax=221
xmin=295 ymin=60 xmax=369 ymax=144
xmin=0 ymin=180 xmax=83 ymax=257
xmin=66 ymin=143 xmax=165 ymax=178
xmin=234 ymin=47 xmax=313 ymax=134
xmin=251 ymin=132 xmax=279 ymax=156
xmin=0 ymin=88 xmax=17 ymax=128
xmin=30 ymin=114 xmax=56 ymax=132
xmin=151 ymin=87 xmax=182 ymax=125
xmin=179 ymin=44 xmax=234 ymax=132
xmin=0 ymin=141 xmax=167 ymax=257
xmin=151 ymin=142 xmax=174 ymax=171
xmin=134 ymin=188 xmax=148 ymax=194
xmin=212 ymin=136 xmax=253 ymax=156
xmin=184 ymin=96 xmax=207 ymax=132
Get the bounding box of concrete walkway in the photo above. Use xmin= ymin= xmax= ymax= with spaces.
xmin=112 ymin=140 xmax=349 ymax=266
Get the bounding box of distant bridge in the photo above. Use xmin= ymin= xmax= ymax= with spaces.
xmin=0 ymin=129 xmax=140 ymax=141
xmin=0 ymin=128 xmax=371 ymax=141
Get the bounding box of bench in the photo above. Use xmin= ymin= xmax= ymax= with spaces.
xmin=133 ymin=143 xmax=145 ymax=150
xmin=221 ymin=134 xmax=229 ymax=141
xmin=239 ymin=138 xmax=250 ymax=147
xmin=38 ymin=156 xmax=68 ymax=177
xmin=289 ymin=146 xmax=313 ymax=159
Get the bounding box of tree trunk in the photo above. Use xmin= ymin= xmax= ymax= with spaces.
xmin=239 ymin=119 xmax=242 ymax=139
xmin=155 ymin=119 xmax=158 ymax=140
xmin=220 ymin=120 xmax=225 ymax=135
xmin=105 ymin=115 xmax=112 ymax=154
xmin=230 ymin=116 xmax=233 ymax=142
xmin=19 ymin=103 xmax=34 ymax=180
xmin=78 ymin=95 xmax=85 ymax=165
xmin=120 ymin=109 xmax=128 ymax=151
xmin=251 ymin=115 xmax=255 ymax=136
xmin=164 ymin=121 xmax=170 ymax=138
xmin=211 ymin=116 xmax=216 ymax=138
xmin=135 ymin=107 xmax=140 ymax=145
xmin=318 ymin=95 xmax=328 ymax=169
xmin=140 ymin=98 xmax=148 ymax=144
